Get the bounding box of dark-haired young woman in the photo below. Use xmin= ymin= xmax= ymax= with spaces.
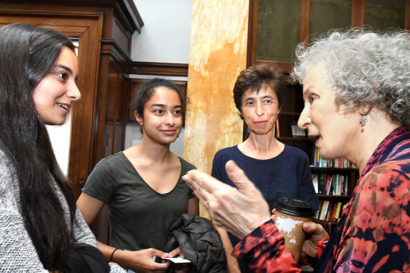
xmin=77 ymin=78 xmax=199 ymax=272
xmin=0 ymin=23 xmax=120 ymax=272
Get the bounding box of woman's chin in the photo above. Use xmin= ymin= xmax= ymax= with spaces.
xmin=44 ymin=119 xmax=66 ymax=126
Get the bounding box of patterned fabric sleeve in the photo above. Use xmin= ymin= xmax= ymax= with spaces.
xmin=73 ymin=207 xmax=98 ymax=247
xmin=232 ymin=219 xmax=301 ymax=273
xmin=0 ymin=152 xmax=48 ymax=272
xmin=332 ymin=160 xmax=410 ymax=272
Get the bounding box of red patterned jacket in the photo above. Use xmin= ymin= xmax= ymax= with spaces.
xmin=233 ymin=127 xmax=410 ymax=273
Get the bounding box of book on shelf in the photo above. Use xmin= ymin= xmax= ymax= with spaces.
xmin=319 ymin=200 xmax=330 ymax=221
xmin=316 ymin=201 xmax=345 ymax=222
xmin=291 ymin=124 xmax=306 ymax=138
xmin=333 ymin=202 xmax=343 ymax=221
xmin=312 ymin=174 xmax=319 ymax=193
xmin=311 ymin=174 xmax=327 ymax=194
xmin=313 ymin=207 xmax=320 ymax=219
xmin=313 ymin=173 xmax=349 ymax=195
xmin=275 ymin=119 xmax=280 ymax=137
xmin=328 ymin=202 xmax=336 ymax=222
xmin=313 ymin=147 xmax=355 ymax=168
xmin=325 ymin=175 xmax=332 ymax=195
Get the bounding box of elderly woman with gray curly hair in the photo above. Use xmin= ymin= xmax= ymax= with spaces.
xmin=183 ymin=29 xmax=410 ymax=273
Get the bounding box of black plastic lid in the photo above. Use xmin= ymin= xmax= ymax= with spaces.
xmin=274 ymin=197 xmax=314 ymax=217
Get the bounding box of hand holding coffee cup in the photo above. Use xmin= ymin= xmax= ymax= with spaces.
xmin=273 ymin=198 xmax=314 ymax=262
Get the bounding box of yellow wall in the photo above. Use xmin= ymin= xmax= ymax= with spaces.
xmin=184 ymin=0 xmax=249 ymax=217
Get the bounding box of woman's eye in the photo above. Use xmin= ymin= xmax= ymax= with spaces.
xmin=154 ymin=109 xmax=164 ymax=114
xmin=245 ymin=101 xmax=255 ymax=106
xmin=174 ymin=110 xmax=182 ymax=116
xmin=263 ymin=99 xmax=272 ymax=105
xmin=308 ymin=96 xmax=316 ymax=103
xmin=57 ymin=72 xmax=69 ymax=80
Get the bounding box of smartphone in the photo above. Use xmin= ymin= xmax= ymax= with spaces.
xmin=152 ymin=256 xmax=163 ymax=263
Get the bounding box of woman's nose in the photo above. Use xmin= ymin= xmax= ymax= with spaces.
xmin=255 ymin=100 xmax=264 ymax=116
xmin=165 ymin=112 xmax=175 ymax=126
xmin=68 ymin=82 xmax=81 ymax=101
xmin=297 ymin=104 xmax=310 ymax=129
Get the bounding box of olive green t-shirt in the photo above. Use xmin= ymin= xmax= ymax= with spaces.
xmin=82 ymin=152 xmax=195 ymax=251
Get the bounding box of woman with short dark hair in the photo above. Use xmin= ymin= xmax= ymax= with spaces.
xmin=212 ymin=64 xmax=318 ymax=273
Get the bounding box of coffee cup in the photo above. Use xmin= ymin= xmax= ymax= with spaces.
xmin=273 ymin=198 xmax=314 ymax=262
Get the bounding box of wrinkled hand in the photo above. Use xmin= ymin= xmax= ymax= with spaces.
xmin=122 ymin=248 xmax=170 ymax=273
xmin=301 ymin=222 xmax=329 ymax=258
xmin=182 ymin=160 xmax=271 ymax=239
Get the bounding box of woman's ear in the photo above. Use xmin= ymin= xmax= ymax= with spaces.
xmin=358 ymin=104 xmax=371 ymax=116
xmin=135 ymin=111 xmax=143 ymax=127
xmin=237 ymin=110 xmax=244 ymax=120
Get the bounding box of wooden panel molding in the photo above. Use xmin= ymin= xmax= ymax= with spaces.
xmin=299 ymin=0 xmax=311 ymax=44
xmin=351 ymin=0 xmax=365 ymax=27
xmin=131 ymin=62 xmax=189 ymax=77
xmin=406 ymin=0 xmax=410 ymax=29
xmin=247 ymin=0 xmax=258 ymax=67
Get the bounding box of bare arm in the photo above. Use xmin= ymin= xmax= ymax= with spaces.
xmin=187 ymin=197 xmax=199 ymax=216
xmin=216 ymin=227 xmax=240 ymax=273
xmin=77 ymin=192 xmax=105 ymax=225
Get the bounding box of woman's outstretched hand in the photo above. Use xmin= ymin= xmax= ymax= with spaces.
xmin=182 ymin=160 xmax=271 ymax=239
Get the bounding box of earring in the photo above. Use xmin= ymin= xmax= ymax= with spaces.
xmin=360 ymin=115 xmax=367 ymax=132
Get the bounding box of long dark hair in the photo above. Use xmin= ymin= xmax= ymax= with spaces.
xmin=0 ymin=23 xmax=76 ymax=270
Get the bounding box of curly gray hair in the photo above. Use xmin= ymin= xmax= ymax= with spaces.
xmin=291 ymin=29 xmax=410 ymax=128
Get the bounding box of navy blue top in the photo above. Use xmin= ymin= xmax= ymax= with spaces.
xmin=211 ymin=144 xmax=319 ymax=272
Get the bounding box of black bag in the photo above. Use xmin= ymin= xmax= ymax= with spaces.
xmin=63 ymin=243 xmax=110 ymax=273
xmin=163 ymin=214 xmax=227 ymax=273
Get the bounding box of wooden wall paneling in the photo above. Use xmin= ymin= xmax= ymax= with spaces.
xmin=112 ymin=17 xmax=132 ymax=54
xmin=131 ymin=62 xmax=189 ymax=76
xmin=351 ymin=0 xmax=366 ymax=27
xmin=247 ymin=0 xmax=259 ymax=67
xmin=107 ymin=65 xmax=128 ymax=154
xmin=407 ymin=0 xmax=410 ymax=29
xmin=128 ymin=79 xmax=145 ymax=121
xmin=69 ymin=18 xmax=103 ymax=198
xmin=405 ymin=0 xmax=410 ymax=30
xmin=299 ymin=0 xmax=311 ymax=45
xmin=94 ymin=39 xmax=132 ymax=165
